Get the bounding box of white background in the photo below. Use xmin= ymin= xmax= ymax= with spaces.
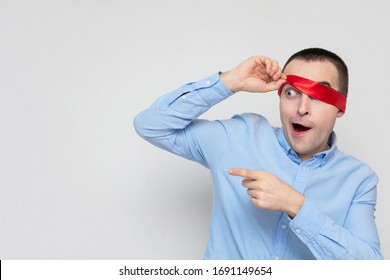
xmin=2 ymin=260 xmax=390 ymax=279
xmin=1 ymin=0 xmax=389 ymax=259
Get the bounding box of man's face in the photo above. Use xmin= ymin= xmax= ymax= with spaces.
xmin=280 ymin=59 xmax=344 ymax=161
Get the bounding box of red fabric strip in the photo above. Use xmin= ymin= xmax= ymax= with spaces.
xmin=278 ymin=75 xmax=346 ymax=112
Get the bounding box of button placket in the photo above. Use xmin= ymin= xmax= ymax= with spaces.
xmin=271 ymin=216 xmax=290 ymax=260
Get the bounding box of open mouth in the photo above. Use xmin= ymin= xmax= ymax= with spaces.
xmin=292 ymin=123 xmax=311 ymax=132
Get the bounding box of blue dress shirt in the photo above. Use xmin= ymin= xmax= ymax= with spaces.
xmin=134 ymin=72 xmax=383 ymax=259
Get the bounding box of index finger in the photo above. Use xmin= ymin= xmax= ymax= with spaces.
xmin=228 ymin=168 xmax=260 ymax=180
xmin=263 ymin=78 xmax=286 ymax=92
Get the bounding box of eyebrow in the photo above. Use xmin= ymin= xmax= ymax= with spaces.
xmin=319 ymin=81 xmax=332 ymax=88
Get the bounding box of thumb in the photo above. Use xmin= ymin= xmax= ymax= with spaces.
xmin=262 ymin=79 xmax=286 ymax=92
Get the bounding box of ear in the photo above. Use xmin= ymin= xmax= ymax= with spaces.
xmin=337 ymin=110 xmax=345 ymax=118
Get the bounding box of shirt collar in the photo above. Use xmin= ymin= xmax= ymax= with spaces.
xmin=274 ymin=127 xmax=337 ymax=167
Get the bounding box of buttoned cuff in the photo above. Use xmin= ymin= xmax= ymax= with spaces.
xmin=165 ymin=72 xmax=232 ymax=107
xmin=194 ymin=72 xmax=234 ymax=105
xmin=289 ymin=198 xmax=327 ymax=244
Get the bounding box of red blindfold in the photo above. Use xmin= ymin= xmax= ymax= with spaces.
xmin=278 ymin=75 xmax=347 ymax=112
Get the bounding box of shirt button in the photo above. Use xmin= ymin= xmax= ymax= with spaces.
xmin=205 ymin=80 xmax=211 ymax=85
xmin=274 ymin=256 xmax=280 ymax=260
xmin=295 ymin=229 xmax=301 ymax=234
xmin=281 ymin=224 xmax=287 ymax=230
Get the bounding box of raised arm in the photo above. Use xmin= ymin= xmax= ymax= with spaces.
xmin=133 ymin=56 xmax=285 ymax=168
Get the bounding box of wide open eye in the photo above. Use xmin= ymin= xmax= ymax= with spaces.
xmin=285 ymin=88 xmax=298 ymax=97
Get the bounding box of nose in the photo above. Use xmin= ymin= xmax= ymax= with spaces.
xmin=298 ymin=94 xmax=311 ymax=116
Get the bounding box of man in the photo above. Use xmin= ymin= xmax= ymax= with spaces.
xmin=134 ymin=48 xmax=383 ymax=259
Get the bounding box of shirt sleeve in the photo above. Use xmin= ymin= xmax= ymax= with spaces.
xmin=133 ymin=72 xmax=245 ymax=168
xmin=289 ymin=172 xmax=383 ymax=260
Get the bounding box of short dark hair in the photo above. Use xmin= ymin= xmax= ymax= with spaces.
xmin=283 ymin=48 xmax=349 ymax=97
